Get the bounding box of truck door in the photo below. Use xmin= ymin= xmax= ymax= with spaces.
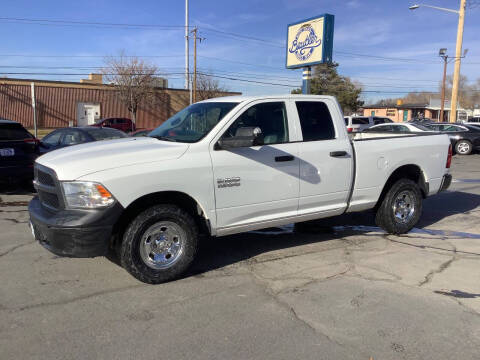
xmin=210 ymin=100 xmax=300 ymax=231
xmin=294 ymin=100 xmax=353 ymax=216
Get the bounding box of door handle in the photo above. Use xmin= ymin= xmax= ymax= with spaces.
xmin=275 ymin=155 xmax=294 ymax=162
xmin=330 ymin=151 xmax=348 ymax=157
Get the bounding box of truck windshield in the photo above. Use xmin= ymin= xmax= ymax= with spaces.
xmin=149 ymin=102 xmax=238 ymax=143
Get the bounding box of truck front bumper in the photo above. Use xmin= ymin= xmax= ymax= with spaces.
xmin=439 ymin=174 xmax=452 ymax=192
xmin=29 ymin=196 xmax=123 ymax=258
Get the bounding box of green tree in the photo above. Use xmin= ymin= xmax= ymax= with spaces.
xmin=292 ymin=63 xmax=364 ymax=114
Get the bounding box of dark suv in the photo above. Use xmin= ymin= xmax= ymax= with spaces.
xmin=92 ymin=118 xmax=135 ymax=132
xmin=0 ymin=119 xmax=40 ymax=184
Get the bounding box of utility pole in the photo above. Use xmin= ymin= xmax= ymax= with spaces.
xmin=450 ymin=0 xmax=466 ymax=123
xmin=191 ymin=27 xmax=204 ymax=103
xmin=185 ymin=0 xmax=189 ymax=91
xmin=439 ymin=49 xmax=448 ymax=122
xmin=193 ymin=27 xmax=197 ymax=103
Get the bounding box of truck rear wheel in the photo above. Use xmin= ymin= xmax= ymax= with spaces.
xmin=120 ymin=204 xmax=198 ymax=284
xmin=375 ymin=179 xmax=422 ymax=234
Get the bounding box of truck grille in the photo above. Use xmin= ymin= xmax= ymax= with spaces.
xmin=38 ymin=191 xmax=60 ymax=209
xmin=34 ymin=165 xmax=62 ymax=211
xmin=36 ymin=169 xmax=55 ymax=187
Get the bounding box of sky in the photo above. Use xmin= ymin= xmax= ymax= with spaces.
xmin=1 ymin=0 xmax=479 ymax=104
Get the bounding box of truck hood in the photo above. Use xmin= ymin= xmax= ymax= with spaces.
xmin=36 ymin=137 xmax=189 ymax=180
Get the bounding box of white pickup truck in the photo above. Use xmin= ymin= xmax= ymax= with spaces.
xmin=29 ymin=95 xmax=452 ymax=284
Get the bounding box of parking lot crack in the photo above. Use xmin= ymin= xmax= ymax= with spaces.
xmin=244 ymin=265 xmax=360 ymax=353
xmin=418 ymin=255 xmax=457 ymax=287
xmin=3 ymin=218 xmax=28 ymax=224
xmin=9 ymin=284 xmax=147 ymax=312
xmin=0 ymin=241 xmax=35 ymax=257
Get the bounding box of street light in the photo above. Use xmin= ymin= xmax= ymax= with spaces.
xmin=409 ymin=0 xmax=467 ymax=122
xmin=409 ymin=3 xmax=459 ymax=14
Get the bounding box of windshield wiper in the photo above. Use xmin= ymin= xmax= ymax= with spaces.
xmin=150 ymin=135 xmax=177 ymax=142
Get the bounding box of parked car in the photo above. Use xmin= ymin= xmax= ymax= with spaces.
xmin=465 ymin=116 xmax=480 ymax=123
xmin=0 ymin=119 xmax=40 ymax=184
xmin=129 ymin=128 xmax=154 ymax=137
xmin=362 ymin=122 xmax=434 ymax=134
xmin=423 ymin=123 xmax=480 ymax=155
xmin=344 ymin=115 xmax=393 ymax=133
xmin=40 ymin=127 xmax=127 ymax=153
xmin=463 ymin=122 xmax=480 ymax=130
xmin=92 ymin=118 xmax=135 ymax=133
xmin=29 ymin=95 xmax=452 ymax=284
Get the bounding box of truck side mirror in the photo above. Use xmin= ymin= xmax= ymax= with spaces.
xmin=216 ymin=127 xmax=264 ymax=149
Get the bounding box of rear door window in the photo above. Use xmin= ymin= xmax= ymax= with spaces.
xmin=443 ymin=125 xmax=464 ymax=132
xmin=0 ymin=123 xmax=33 ymax=141
xmin=352 ymin=117 xmax=369 ymax=125
xmin=393 ymin=125 xmax=410 ymax=133
xmin=374 ymin=117 xmax=394 ymax=124
xmin=84 ymin=128 xmax=112 ymax=140
xmin=99 ymin=128 xmax=127 ymax=139
xmin=295 ymin=101 xmax=335 ymax=141
xmin=60 ymin=130 xmax=87 ymax=146
xmin=371 ymin=125 xmax=391 ymax=132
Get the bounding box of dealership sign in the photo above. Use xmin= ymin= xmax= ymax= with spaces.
xmin=286 ymin=14 xmax=334 ymax=69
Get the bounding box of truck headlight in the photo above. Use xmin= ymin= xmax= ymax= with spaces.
xmin=61 ymin=181 xmax=115 ymax=209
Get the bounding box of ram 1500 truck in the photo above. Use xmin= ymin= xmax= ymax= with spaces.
xmin=29 ymin=95 xmax=452 ymax=284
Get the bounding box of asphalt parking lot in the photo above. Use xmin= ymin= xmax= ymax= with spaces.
xmin=1 ymin=155 xmax=479 ymax=360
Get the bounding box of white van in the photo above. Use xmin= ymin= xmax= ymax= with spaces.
xmin=344 ymin=116 xmax=393 ymax=133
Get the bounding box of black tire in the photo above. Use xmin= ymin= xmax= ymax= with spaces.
xmin=455 ymin=140 xmax=472 ymax=155
xmin=375 ymin=179 xmax=423 ymax=234
xmin=120 ymin=204 xmax=198 ymax=284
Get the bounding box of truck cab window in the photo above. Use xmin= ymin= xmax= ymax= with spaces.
xmin=224 ymin=102 xmax=289 ymax=145
xmin=296 ymin=101 xmax=335 ymax=141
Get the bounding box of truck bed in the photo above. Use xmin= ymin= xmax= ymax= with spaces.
xmin=347 ymin=132 xmax=450 ymax=212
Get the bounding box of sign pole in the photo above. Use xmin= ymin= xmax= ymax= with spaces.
xmin=302 ymin=67 xmax=312 ymax=94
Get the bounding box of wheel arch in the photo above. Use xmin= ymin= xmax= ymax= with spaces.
xmin=111 ymin=191 xmax=211 ymax=248
xmin=374 ymin=164 xmax=427 ymax=210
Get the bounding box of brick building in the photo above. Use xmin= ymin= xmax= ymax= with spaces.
xmin=0 ymin=76 xmax=238 ymax=129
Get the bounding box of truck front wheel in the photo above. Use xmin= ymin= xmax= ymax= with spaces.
xmin=375 ymin=179 xmax=423 ymax=234
xmin=120 ymin=204 xmax=199 ymax=284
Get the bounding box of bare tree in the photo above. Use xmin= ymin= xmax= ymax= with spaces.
xmin=196 ymin=73 xmax=229 ymax=101
xmin=103 ymin=53 xmax=159 ymax=129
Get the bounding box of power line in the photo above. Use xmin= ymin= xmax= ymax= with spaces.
xmin=0 ymin=64 xmax=452 ymax=88
xmin=0 ymin=68 xmax=450 ymax=91
xmin=0 ymin=54 xmax=185 ymax=58
xmin=0 ymin=17 xmax=187 ymax=29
